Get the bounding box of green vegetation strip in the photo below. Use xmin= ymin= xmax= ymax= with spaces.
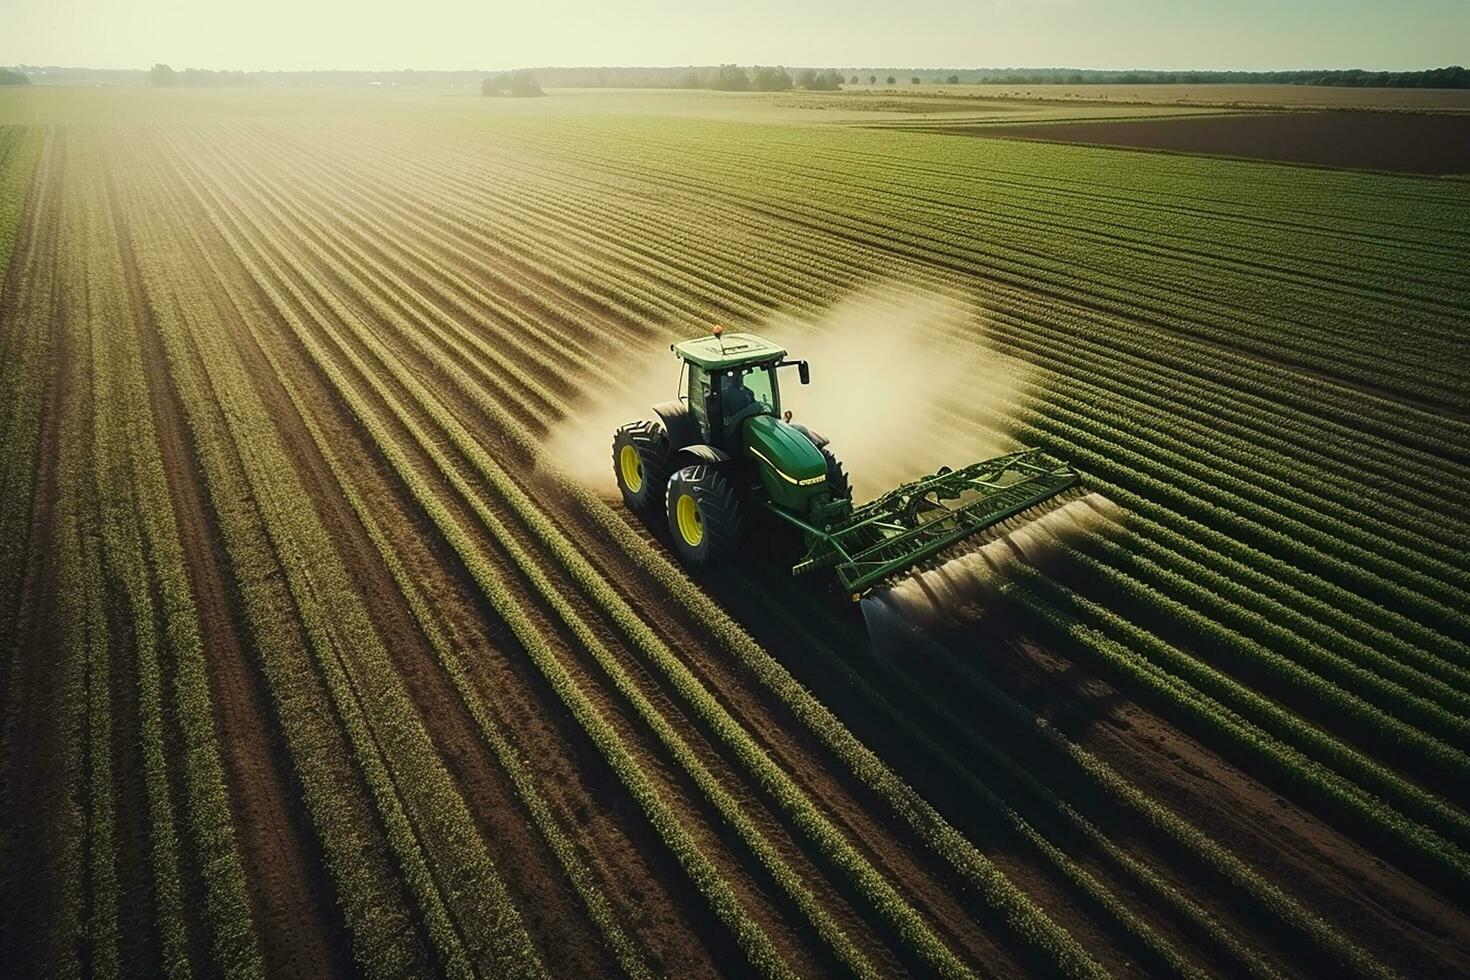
xmin=0 ymin=125 xmax=42 ymax=302
xmin=120 ymin=151 xmax=545 ymax=978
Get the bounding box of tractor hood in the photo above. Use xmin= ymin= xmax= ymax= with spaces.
xmin=742 ymin=415 xmax=827 ymax=511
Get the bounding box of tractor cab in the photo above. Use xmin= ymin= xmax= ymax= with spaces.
xmin=672 ymin=331 xmax=796 ymax=451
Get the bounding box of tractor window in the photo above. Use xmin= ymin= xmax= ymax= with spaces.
xmin=730 ymin=367 xmax=778 ymax=415
xmin=687 ymin=365 xmax=713 ymax=442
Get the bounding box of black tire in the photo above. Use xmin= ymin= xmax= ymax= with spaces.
xmin=666 ymin=465 xmax=742 ymax=565
xmin=819 ymin=445 xmax=852 ymax=502
xmin=612 ymin=420 xmax=671 ymax=512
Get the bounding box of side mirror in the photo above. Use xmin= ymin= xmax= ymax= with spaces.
xmin=798 ymin=361 xmax=810 ymax=385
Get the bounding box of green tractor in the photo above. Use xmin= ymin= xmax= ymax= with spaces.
xmin=613 ymin=327 xmax=1080 ymax=598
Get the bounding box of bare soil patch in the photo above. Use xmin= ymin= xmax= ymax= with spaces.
xmin=930 ymin=111 xmax=1470 ymax=174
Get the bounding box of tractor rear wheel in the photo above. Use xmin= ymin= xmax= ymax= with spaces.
xmin=612 ymin=420 xmax=670 ymax=512
xmin=666 ymin=465 xmax=742 ymax=565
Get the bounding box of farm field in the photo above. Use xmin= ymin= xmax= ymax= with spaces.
xmin=912 ymin=110 xmax=1470 ymax=174
xmin=1 ymin=87 xmax=1469 ymax=979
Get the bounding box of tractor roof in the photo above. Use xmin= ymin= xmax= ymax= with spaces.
xmin=672 ymin=332 xmax=787 ymax=370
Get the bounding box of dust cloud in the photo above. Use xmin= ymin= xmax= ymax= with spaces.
xmin=862 ymin=492 xmax=1122 ymax=647
xmin=540 ymin=339 xmax=687 ymax=489
xmin=541 ymin=283 xmax=1036 ymax=498
xmin=764 ymin=287 xmax=1036 ymax=500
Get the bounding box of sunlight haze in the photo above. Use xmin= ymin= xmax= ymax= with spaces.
xmin=4 ymin=0 xmax=1466 ymax=71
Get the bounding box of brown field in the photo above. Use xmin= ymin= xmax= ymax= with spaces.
xmin=846 ymin=82 xmax=1470 ymax=112
xmin=921 ymin=110 xmax=1470 ymax=174
xmin=2 ymin=88 xmax=1469 ymax=978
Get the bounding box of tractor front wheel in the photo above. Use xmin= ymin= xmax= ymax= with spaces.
xmin=819 ymin=445 xmax=852 ymax=501
xmin=613 ymin=420 xmax=670 ymax=512
xmin=666 ymin=465 xmax=742 ymax=565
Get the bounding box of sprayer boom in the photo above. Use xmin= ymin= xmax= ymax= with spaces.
xmin=787 ymin=449 xmax=1080 ymax=595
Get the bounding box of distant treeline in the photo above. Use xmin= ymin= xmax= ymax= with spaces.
xmin=0 ymin=69 xmax=31 ymax=86
xmin=7 ymin=63 xmax=1466 ymax=91
xmin=912 ymin=65 xmax=1470 ymax=88
xmin=481 ymin=70 xmax=543 ymax=97
xmin=691 ymin=65 xmax=846 ymax=91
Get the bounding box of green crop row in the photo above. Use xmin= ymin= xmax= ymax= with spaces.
xmin=1012 ymin=568 xmax=1470 ymax=894
xmin=246 ymin=304 xmax=653 ymax=980
xmin=537 ymin=122 xmax=1469 ymax=445
xmin=0 ymin=125 xmax=49 ymax=627
xmin=0 ymin=125 xmax=42 ymax=305
xmin=163 ymin=149 xmax=813 ymax=976
xmin=122 ymin=147 xmax=546 ymax=979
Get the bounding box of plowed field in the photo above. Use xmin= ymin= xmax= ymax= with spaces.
xmin=2 ymin=90 xmax=1468 ymax=979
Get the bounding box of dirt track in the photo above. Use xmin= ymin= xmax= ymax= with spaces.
xmin=2 ymin=108 xmax=1468 ymax=978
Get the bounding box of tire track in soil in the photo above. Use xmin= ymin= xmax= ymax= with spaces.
xmin=139 ymin=127 xmax=743 ymax=979
xmin=111 ymin=134 xmax=352 ymax=980
xmin=98 ymin=563 xmax=161 ymax=976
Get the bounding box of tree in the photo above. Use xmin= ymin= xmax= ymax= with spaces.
xmin=910 ymin=76 xmax=921 ymax=84
xmin=885 ymin=75 xmax=895 ymax=85
xmin=0 ymin=68 xmax=30 ymax=86
xmin=751 ymin=66 xmax=792 ymax=91
xmin=149 ymin=63 xmax=177 ymax=87
xmin=849 ymin=75 xmax=859 ymax=84
xmin=680 ymin=70 xmax=703 ymax=89
xmin=710 ymin=63 xmax=750 ymax=91
xmin=481 ymin=69 xmax=543 ymax=97
xmin=946 ymin=74 xmax=959 ymax=85
xmin=868 ymin=74 xmax=877 ymax=84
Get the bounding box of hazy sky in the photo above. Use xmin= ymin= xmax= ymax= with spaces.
xmin=4 ymin=0 xmax=1466 ymax=72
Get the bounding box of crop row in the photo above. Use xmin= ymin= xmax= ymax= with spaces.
xmin=85 ymin=155 xmax=264 ymax=978
xmin=347 ymin=121 xmax=1470 ymax=525
xmin=117 ymin=135 xmax=547 ymax=978
xmin=502 ymin=121 xmax=1470 ymax=414
xmin=333 ymin=126 xmax=1470 ymax=696
xmin=292 ymin=120 xmax=1469 ymax=507
xmin=543 ymin=124 xmax=1470 ymax=446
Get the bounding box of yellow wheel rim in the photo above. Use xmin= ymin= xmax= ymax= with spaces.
xmin=676 ymin=493 xmax=704 ymax=547
xmin=619 ymin=444 xmax=643 ymax=494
